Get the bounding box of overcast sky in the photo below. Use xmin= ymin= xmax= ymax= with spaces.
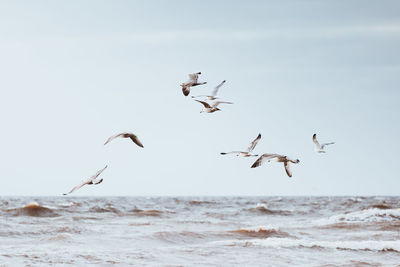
xmin=0 ymin=0 xmax=399 ymax=196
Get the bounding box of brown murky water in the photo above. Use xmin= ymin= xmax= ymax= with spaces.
xmin=1 ymin=196 xmax=399 ymax=266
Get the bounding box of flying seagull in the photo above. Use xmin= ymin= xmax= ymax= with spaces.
xmin=104 ymin=132 xmax=144 ymax=148
xmin=181 ymin=72 xmax=207 ymax=96
xmin=63 ymin=165 xmax=108 ymax=195
xmin=313 ymin=133 xmax=334 ymax=153
xmin=191 ymin=80 xmax=226 ymax=100
xmin=195 ymin=100 xmax=233 ymax=113
xmin=251 ymin=154 xmax=300 ymax=178
xmin=221 ymin=133 xmax=261 ymax=157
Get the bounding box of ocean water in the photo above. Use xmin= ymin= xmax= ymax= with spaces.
xmin=1 ymin=196 xmax=399 ymax=266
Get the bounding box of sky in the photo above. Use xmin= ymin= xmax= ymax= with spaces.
xmin=0 ymin=0 xmax=399 ymax=196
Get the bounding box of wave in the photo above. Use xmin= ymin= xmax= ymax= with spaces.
xmin=88 ymin=206 xmax=120 ymax=214
xmin=132 ymin=209 xmax=166 ymax=217
xmin=187 ymin=200 xmax=216 ymax=206
xmin=247 ymin=203 xmax=291 ymax=215
xmin=220 ymin=238 xmax=400 ymax=253
xmin=229 ymin=226 xmax=289 ymax=239
xmin=315 ymin=208 xmax=400 ymax=225
xmin=6 ymin=203 xmax=59 ymax=217
xmin=364 ymin=203 xmax=394 ymax=210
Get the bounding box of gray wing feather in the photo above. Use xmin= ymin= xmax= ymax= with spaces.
xmin=247 ymin=134 xmax=261 ymax=152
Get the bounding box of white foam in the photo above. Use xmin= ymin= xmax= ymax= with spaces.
xmin=315 ymin=208 xmax=400 ymax=225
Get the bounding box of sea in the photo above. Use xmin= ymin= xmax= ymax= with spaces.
xmin=1 ymin=196 xmax=399 ymax=266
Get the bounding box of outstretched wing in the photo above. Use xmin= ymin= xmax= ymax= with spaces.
xmin=125 ymin=133 xmax=144 ymax=148
xmin=211 ymin=80 xmax=226 ymax=96
xmin=220 ymin=151 xmax=243 ymax=155
xmin=63 ymin=180 xmax=89 ymax=195
xmin=104 ymin=133 xmax=124 ymax=145
xmin=247 ymin=133 xmax=261 ymax=152
xmin=312 ymin=134 xmax=321 ymax=149
xmin=90 ymin=165 xmax=108 ymax=180
xmin=284 ymin=162 xmax=292 ymax=177
xmin=211 ymin=101 xmax=233 ymax=108
xmin=188 ymin=73 xmax=199 ymax=83
xmin=321 ymin=142 xmax=335 ymax=149
xmin=195 ymin=100 xmax=212 ymax=108
xmin=251 ymin=153 xmax=280 ymax=168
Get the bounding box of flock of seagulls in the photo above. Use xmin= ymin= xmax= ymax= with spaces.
xmin=181 ymin=72 xmax=335 ymax=178
xmin=63 ymin=71 xmax=335 ymax=194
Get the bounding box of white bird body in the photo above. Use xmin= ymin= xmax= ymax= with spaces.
xmin=251 ymin=153 xmax=300 ymax=178
xmin=221 ymin=134 xmax=261 ymax=157
xmin=313 ymin=133 xmax=335 ymax=153
xmin=63 ymin=165 xmax=108 ymax=195
xmin=181 ymin=72 xmax=207 ymax=96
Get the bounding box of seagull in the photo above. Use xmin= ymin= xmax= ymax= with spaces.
xmin=195 ymin=100 xmax=233 ymax=113
xmin=63 ymin=165 xmax=108 ymax=195
xmin=181 ymin=72 xmax=207 ymax=96
xmin=104 ymin=132 xmax=144 ymax=148
xmin=313 ymin=133 xmax=335 ymax=153
xmin=191 ymin=80 xmax=226 ymax=101
xmin=251 ymin=154 xmax=300 ymax=178
xmin=221 ymin=134 xmax=261 ymax=157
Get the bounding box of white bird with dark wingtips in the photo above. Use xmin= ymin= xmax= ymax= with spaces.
xmin=313 ymin=133 xmax=335 ymax=153
xmin=251 ymin=154 xmax=300 ymax=178
xmin=104 ymin=132 xmax=144 ymax=148
xmin=181 ymin=72 xmax=207 ymax=96
xmin=220 ymin=133 xmax=261 ymax=157
xmin=195 ymin=100 xmax=233 ymax=113
xmin=63 ymin=165 xmax=108 ymax=195
xmin=191 ymin=80 xmax=226 ymax=101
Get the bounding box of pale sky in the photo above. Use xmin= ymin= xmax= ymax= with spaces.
xmin=0 ymin=0 xmax=399 ymax=196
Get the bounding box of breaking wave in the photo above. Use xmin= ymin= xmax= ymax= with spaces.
xmin=315 ymin=208 xmax=400 ymax=225
xmin=6 ymin=203 xmax=59 ymax=217
xmin=229 ymin=226 xmax=289 ymax=239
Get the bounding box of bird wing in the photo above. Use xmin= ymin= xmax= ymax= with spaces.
xmin=251 ymin=153 xmax=280 ymax=168
xmin=191 ymin=95 xmax=209 ymax=99
xmin=220 ymin=151 xmax=243 ymax=155
xmin=127 ymin=133 xmax=144 ymax=148
xmin=247 ymin=133 xmax=261 ymax=152
xmin=321 ymin=142 xmax=335 ymax=149
xmin=104 ymin=133 xmax=124 ymax=145
xmin=181 ymin=84 xmax=191 ymax=96
xmin=211 ymin=101 xmax=233 ymax=108
xmin=284 ymin=162 xmax=292 ymax=177
xmin=211 ymin=80 xmax=226 ymax=96
xmin=195 ymin=100 xmax=212 ymax=108
xmin=188 ymin=73 xmax=199 ymax=83
xmin=90 ymin=165 xmax=108 ymax=180
xmin=312 ymin=134 xmax=321 ymax=149
xmin=63 ymin=180 xmax=90 ymax=195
